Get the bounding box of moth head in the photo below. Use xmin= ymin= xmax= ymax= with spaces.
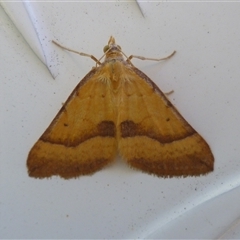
xmin=103 ymin=36 xmax=121 ymax=53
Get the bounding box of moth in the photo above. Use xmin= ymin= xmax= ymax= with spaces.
xmin=27 ymin=36 xmax=214 ymax=179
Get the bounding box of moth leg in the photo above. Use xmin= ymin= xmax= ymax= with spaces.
xmin=164 ymin=90 xmax=174 ymax=96
xmin=127 ymin=50 xmax=176 ymax=63
xmin=52 ymin=40 xmax=102 ymax=65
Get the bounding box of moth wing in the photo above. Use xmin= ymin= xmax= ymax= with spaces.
xmin=118 ymin=67 xmax=214 ymax=177
xmin=27 ymin=69 xmax=117 ymax=179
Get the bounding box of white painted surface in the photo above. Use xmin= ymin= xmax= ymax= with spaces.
xmin=1 ymin=2 xmax=240 ymax=238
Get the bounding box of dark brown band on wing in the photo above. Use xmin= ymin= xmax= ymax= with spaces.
xmin=41 ymin=120 xmax=116 ymax=147
xmin=128 ymin=156 xmax=214 ymax=177
xmin=97 ymin=121 xmax=116 ymax=137
xmin=28 ymin=157 xmax=112 ymax=179
xmin=120 ymin=120 xmax=196 ymax=143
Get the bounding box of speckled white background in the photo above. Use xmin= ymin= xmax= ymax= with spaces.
xmin=1 ymin=2 xmax=240 ymax=239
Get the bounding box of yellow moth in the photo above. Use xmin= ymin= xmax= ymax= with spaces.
xmin=27 ymin=36 xmax=214 ymax=179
